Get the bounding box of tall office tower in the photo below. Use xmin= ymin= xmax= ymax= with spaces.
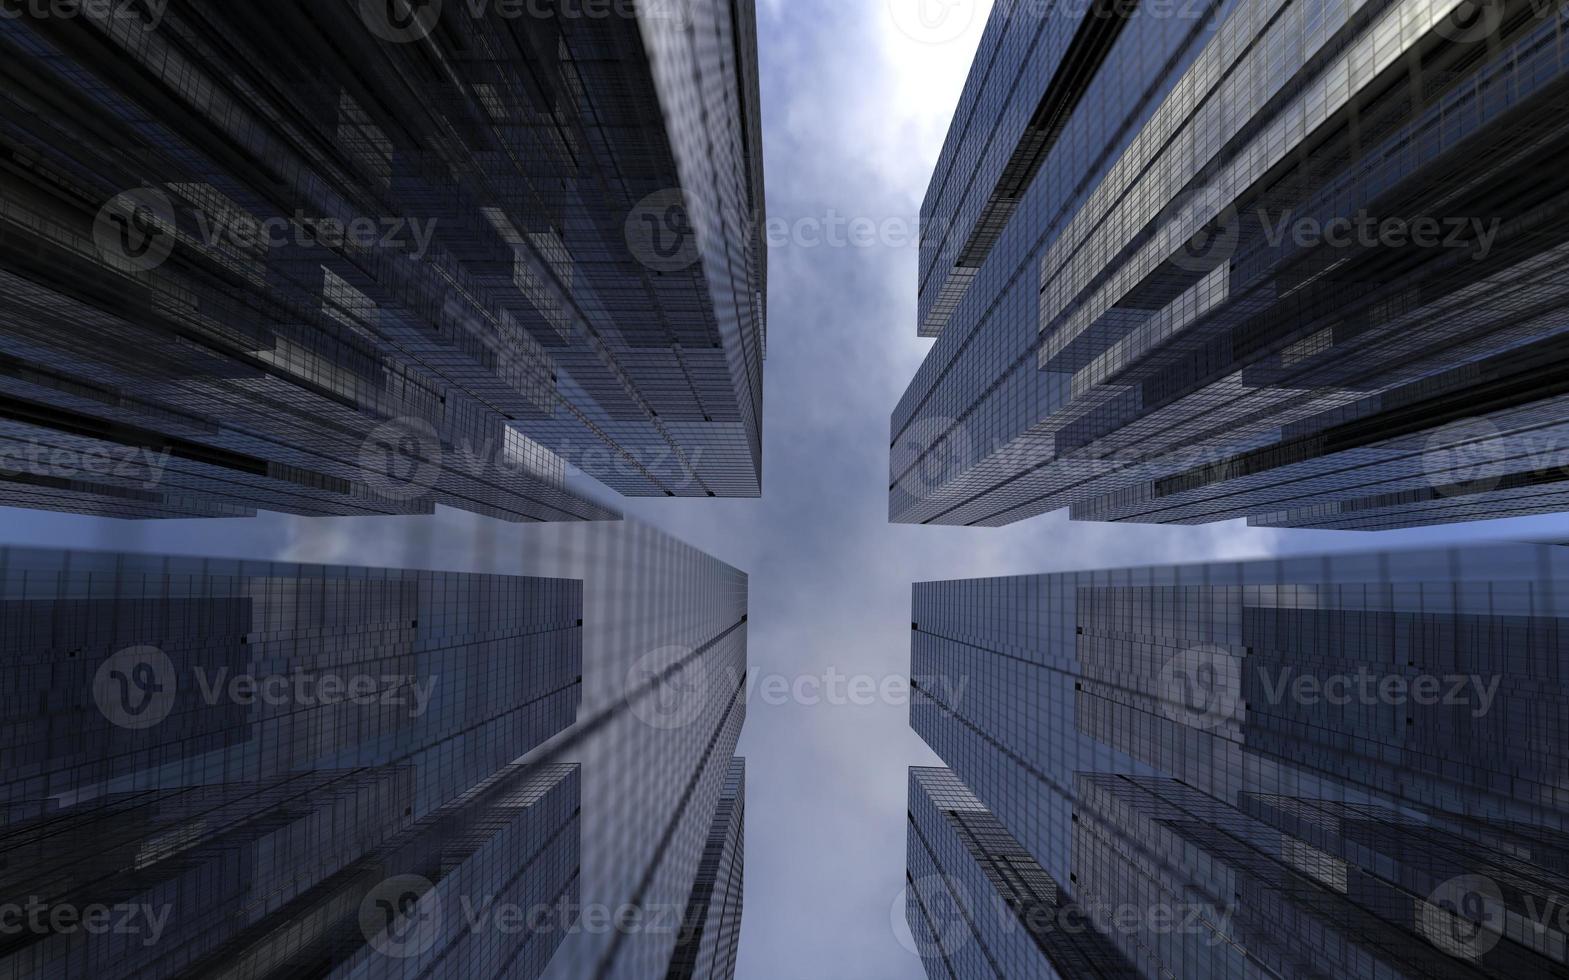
xmin=908 ymin=543 xmax=1569 ymax=978
xmin=666 ymin=757 xmax=746 ymax=980
xmin=905 ymin=766 xmax=1138 ymax=979
xmin=0 ymin=546 xmax=585 ymax=979
xmin=507 ymin=522 xmax=748 ymax=980
xmin=0 ymin=0 xmax=765 ymax=525
xmin=892 ymin=0 xmax=1569 ymax=530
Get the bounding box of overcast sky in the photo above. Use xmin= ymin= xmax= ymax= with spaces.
xmin=8 ymin=2 xmax=1569 ymax=978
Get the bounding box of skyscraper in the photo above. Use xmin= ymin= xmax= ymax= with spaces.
xmin=666 ymin=757 xmax=745 ymax=980
xmin=891 ymin=0 xmax=1569 ymax=530
xmin=0 ymin=546 xmax=586 ymax=979
xmin=908 ymin=542 xmax=1569 ymax=978
xmin=0 ymin=0 xmax=765 ymax=525
xmin=517 ymin=521 xmax=749 ymax=980
xmin=0 ymin=519 xmax=749 ymax=980
xmin=906 ymin=766 xmax=1138 ymax=978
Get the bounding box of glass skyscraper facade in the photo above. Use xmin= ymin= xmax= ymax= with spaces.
xmin=0 ymin=0 xmax=765 ymax=525
xmin=516 ymin=521 xmax=749 ymax=980
xmin=0 ymin=518 xmax=749 ymax=980
xmin=666 ymin=756 xmax=745 ymax=980
xmin=907 ymin=542 xmax=1569 ymax=978
xmin=0 ymin=546 xmax=585 ymax=979
xmin=906 ymin=766 xmax=1138 ymax=978
xmin=892 ymin=0 xmax=1569 ymax=531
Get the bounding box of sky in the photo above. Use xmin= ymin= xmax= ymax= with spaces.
xmin=7 ymin=1 xmax=1569 ymax=978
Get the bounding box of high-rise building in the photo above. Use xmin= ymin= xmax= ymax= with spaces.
xmin=0 ymin=546 xmax=585 ymax=979
xmin=664 ymin=756 xmax=745 ymax=980
xmin=908 ymin=542 xmax=1569 ymax=978
xmin=891 ymin=0 xmax=1569 ymax=530
xmin=518 ymin=521 xmax=749 ymax=980
xmin=0 ymin=519 xmax=749 ymax=980
xmin=905 ymin=766 xmax=1138 ymax=979
xmin=0 ymin=0 xmax=765 ymax=525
